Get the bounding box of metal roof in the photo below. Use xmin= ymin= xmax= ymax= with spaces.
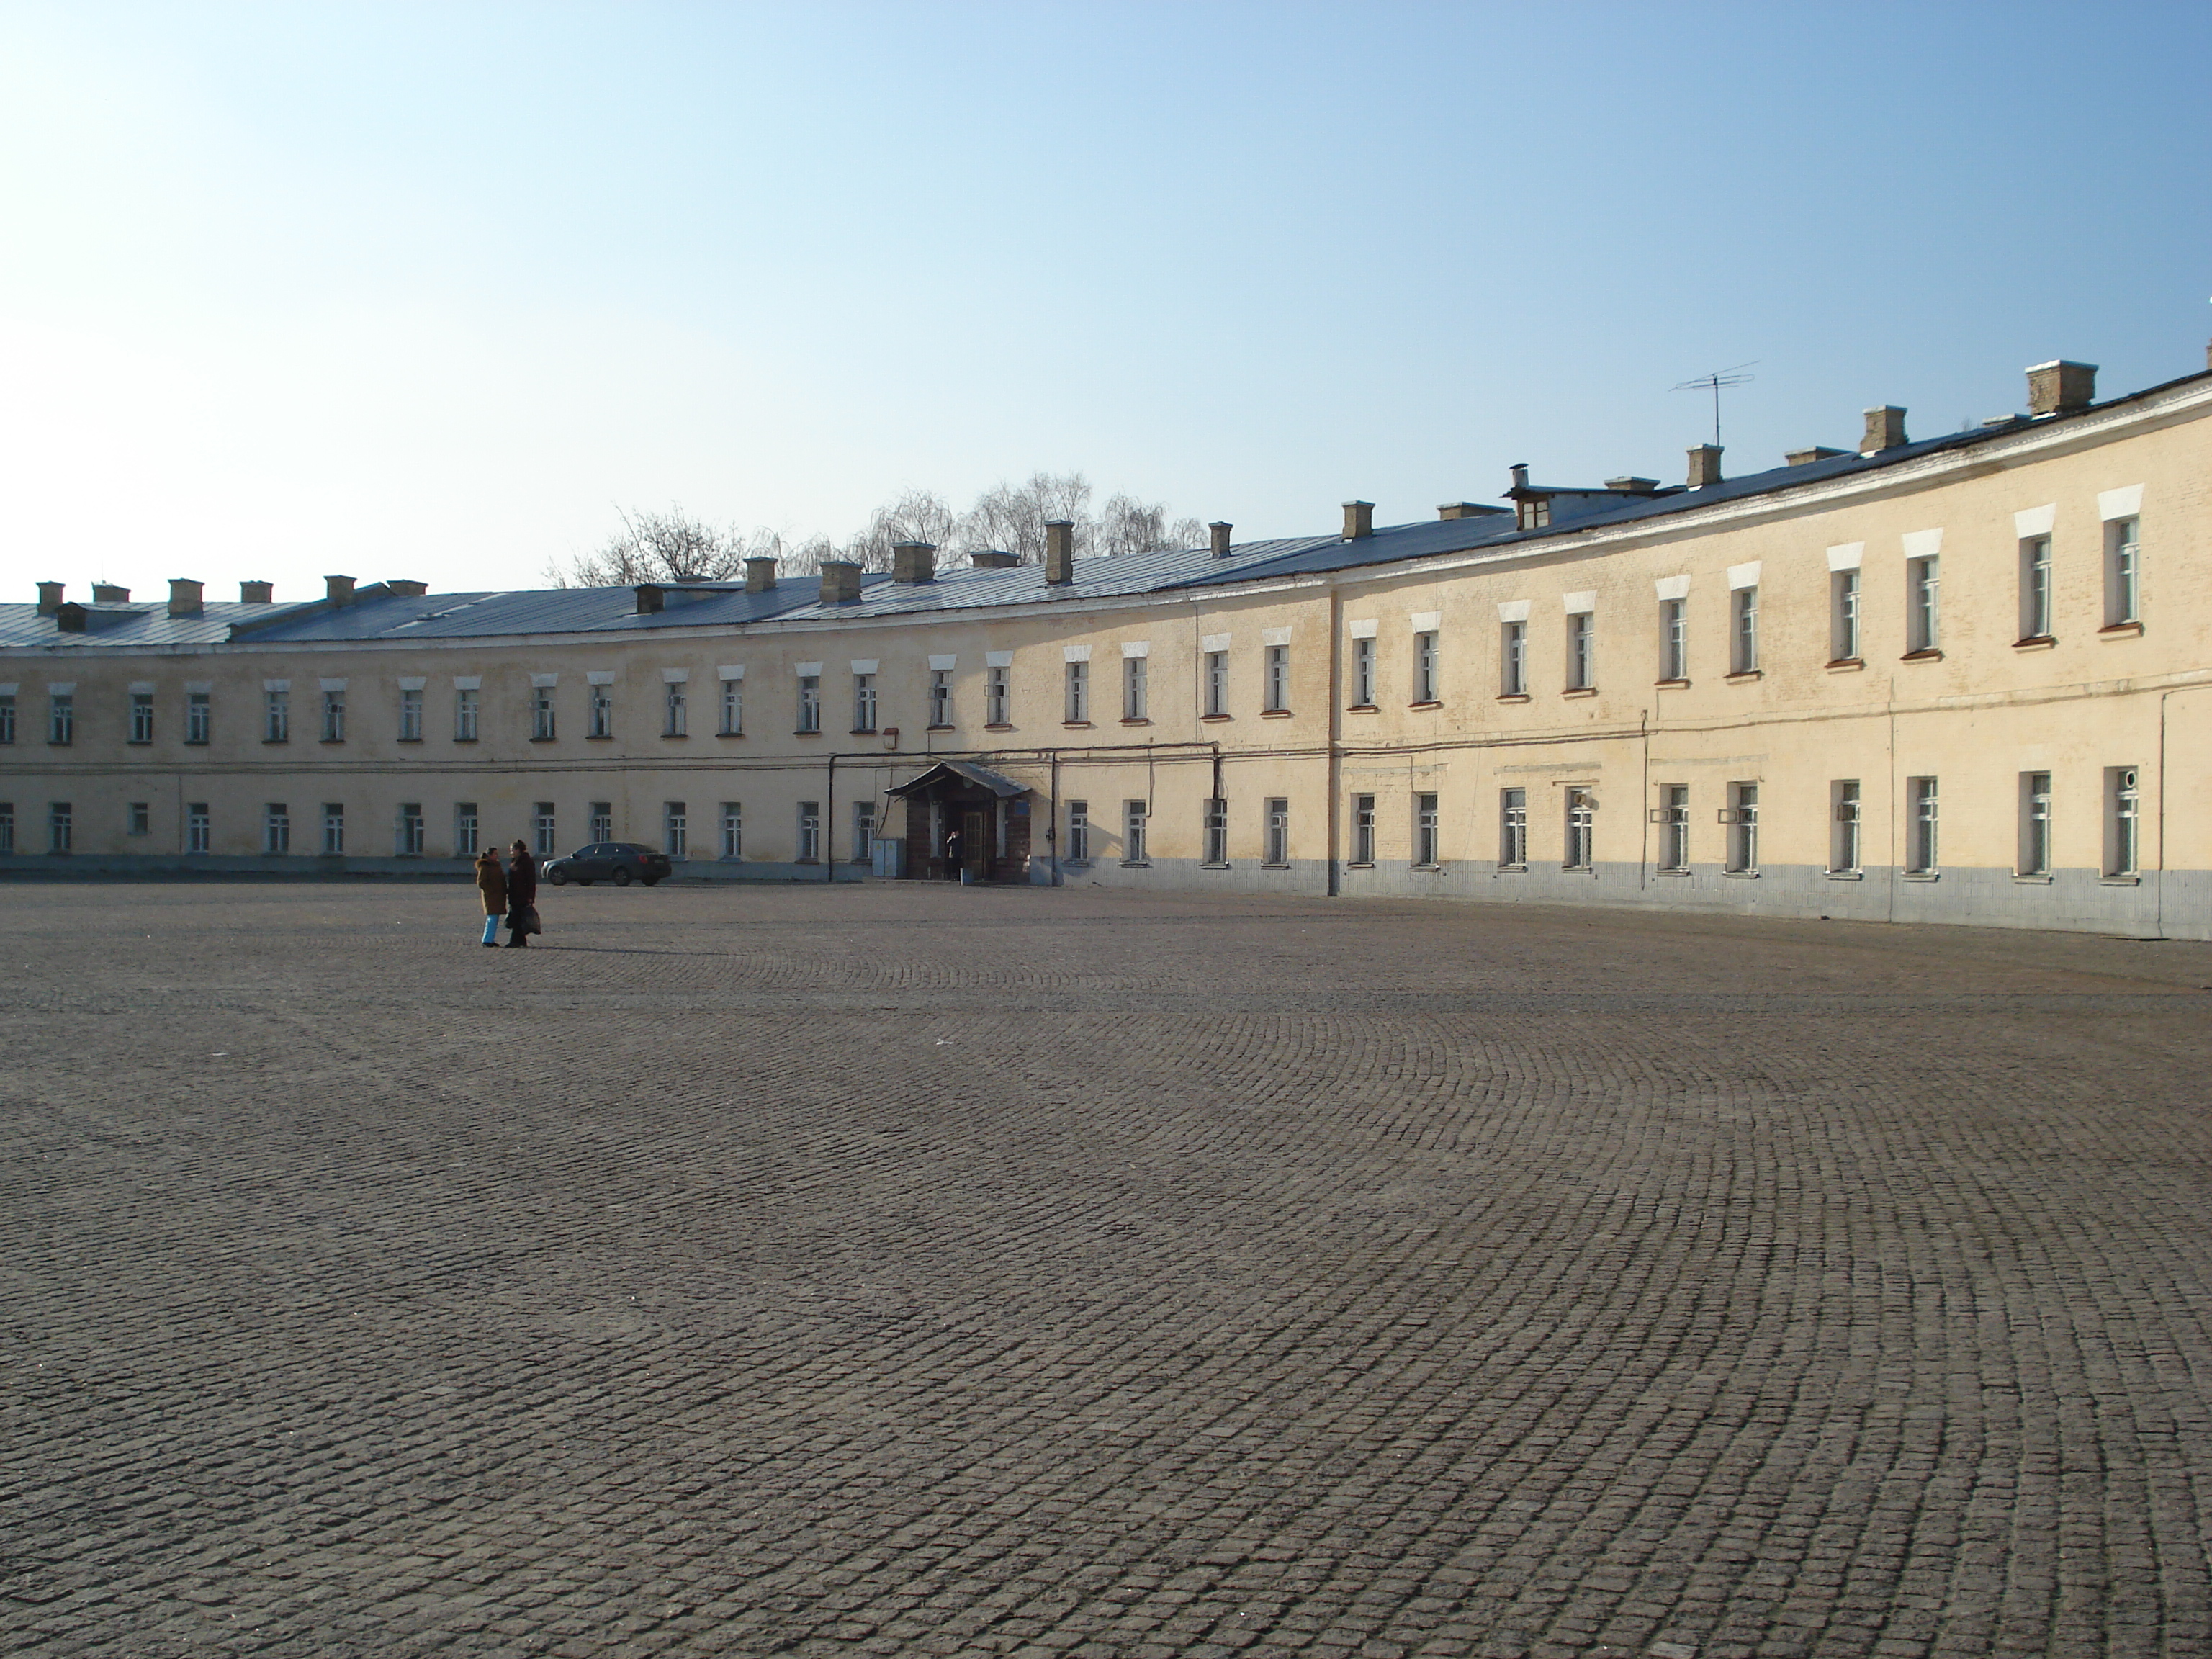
xmin=884 ymin=760 xmax=1033 ymax=799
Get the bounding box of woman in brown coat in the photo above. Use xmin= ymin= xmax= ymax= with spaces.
xmin=474 ymin=850 xmax=507 ymax=947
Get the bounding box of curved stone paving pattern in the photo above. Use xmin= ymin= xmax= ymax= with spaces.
xmin=2 ymin=880 xmax=2209 ymax=1658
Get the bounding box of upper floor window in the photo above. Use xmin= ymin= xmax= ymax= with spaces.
xmin=1122 ymin=655 xmax=1147 ymax=721
xmin=1412 ymin=632 xmax=1439 ymax=703
xmin=1501 ymin=621 xmax=1528 ymax=696
xmin=1351 ymin=637 xmax=1376 ymax=706
xmin=130 ymin=691 xmax=153 ymax=744
xmin=1659 ymin=599 xmax=1687 ymax=681
xmin=1205 ymin=650 xmax=1228 ymax=717
xmin=663 ymin=680 xmax=687 ymax=737
xmin=0 ymin=693 xmax=14 ymax=745
xmin=2105 ymin=517 xmax=2141 ymax=626
xmin=1907 ymin=557 xmax=1941 ymax=654
xmin=796 ymin=675 xmax=821 ymax=733
xmin=531 ymin=685 xmax=556 ymax=740
xmin=320 ymin=688 xmax=346 ymax=742
xmin=1064 ymin=660 xmax=1089 ymax=723
xmin=719 ymin=678 xmax=742 ymax=736
xmin=929 ymin=667 xmax=953 ymax=727
xmin=398 ymin=687 xmax=423 ymax=742
xmin=186 ymin=691 xmax=210 ymax=745
xmin=2020 ymin=535 xmax=2054 ymax=640
xmin=1730 ymin=587 xmax=1759 ymax=674
xmin=264 ymin=689 xmax=289 ymax=742
xmin=853 ymin=673 xmax=878 ymax=732
xmin=985 ymin=665 xmax=1009 ymax=725
xmin=1264 ymin=643 xmax=1289 ymax=712
xmin=1565 ymin=613 xmax=1595 ymax=691
xmin=1831 ymin=568 xmax=1861 ymax=662
xmin=48 ymin=693 xmax=74 ymax=746
xmin=588 ymin=684 xmax=613 ymax=739
xmin=455 ymin=686 xmax=480 ymax=741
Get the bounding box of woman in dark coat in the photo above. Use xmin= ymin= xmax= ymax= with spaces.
xmin=504 ymin=839 xmax=539 ymax=947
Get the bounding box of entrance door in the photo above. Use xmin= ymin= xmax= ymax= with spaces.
xmin=961 ymin=808 xmax=990 ymax=881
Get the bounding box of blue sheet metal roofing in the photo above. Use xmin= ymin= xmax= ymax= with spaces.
xmin=1 ymin=384 xmax=2190 ymax=653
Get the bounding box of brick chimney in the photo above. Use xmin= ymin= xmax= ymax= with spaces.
xmin=969 ymin=549 xmax=1018 ymax=568
xmin=168 ymin=578 xmax=204 ymax=617
xmin=1437 ymin=503 xmax=1485 ymax=520
xmin=325 ymin=574 xmax=356 ymax=606
xmin=2026 ymin=360 xmax=2097 ymax=418
xmin=1342 ymin=501 xmax=1374 ymax=540
xmin=386 ymin=578 xmax=427 ymax=596
xmin=240 ymin=580 xmax=274 ymax=604
xmin=818 ymin=559 xmax=863 ymax=604
xmin=1786 ymin=446 xmax=1849 ymax=467
xmin=1044 ymin=520 xmax=1074 ymax=585
xmin=891 ymin=541 xmax=936 ymax=583
xmin=745 ymin=557 xmax=778 ymax=593
xmin=92 ymin=583 xmax=130 ymax=603
xmin=1861 ymin=406 xmax=1908 ymax=454
xmin=37 ymin=582 xmax=65 ymax=615
xmin=1686 ymin=445 xmax=1724 ymax=487
xmin=1209 ymin=521 xmax=1233 ymax=558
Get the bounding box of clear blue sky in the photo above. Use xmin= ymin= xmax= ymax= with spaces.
xmin=4 ymin=1 xmax=2208 ymax=600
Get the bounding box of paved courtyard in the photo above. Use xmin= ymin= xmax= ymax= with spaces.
xmin=4 ymin=878 xmax=2211 ymax=1659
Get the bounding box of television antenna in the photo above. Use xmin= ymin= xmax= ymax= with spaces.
xmin=1671 ymin=361 xmax=1758 ymax=448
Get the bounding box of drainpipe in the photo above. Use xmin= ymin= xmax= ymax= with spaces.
xmin=1048 ymin=748 xmax=1062 ymax=887
xmin=1326 ymin=580 xmax=1344 ymax=896
xmin=824 ymin=752 xmax=836 ymax=883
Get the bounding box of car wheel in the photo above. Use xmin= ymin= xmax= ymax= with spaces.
xmin=548 ymin=867 xmax=567 ymax=886
xmin=612 ymin=867 xmax=632 ymax=887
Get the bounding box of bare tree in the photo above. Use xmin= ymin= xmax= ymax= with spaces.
xmin=1092 ymin=494 xmax=1206 ymax=560
xmin=839 ymin=488 xmax=963 ymax=573
xmin=958 ymin=471 xmax=1094 ymax=564
xmin=548 ymin=506 xmax=748 ymax=588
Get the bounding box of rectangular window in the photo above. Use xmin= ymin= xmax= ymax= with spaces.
xmin=797 ymin=675 xmax=821 ymax=733
xmin=1831 ymin=780 xmax=1861 ymax=873
xmin=1264 ymin=644 xmax=1289 ymax=712
xmin=589 ymin=684 xmax=613 ymax=738
xmin=397 ymin=803 xmax=424 ymax=857
xmin=1565 ymin=613 xmax=1594 ymax=691
xmin=851 ymin=802 xmax=875 ymax=863
xmin=186 ymin=804 xmax=209 ymax=855
xmin=1066 ymin=800 xmax=1090 ymax=863
xmin=664 ymin=801 xmax=688 ymax=860
xmin=1563 ymin=788 xmax=1594 ymax=870
xmin=1832 ymin=569 xmax=1861 ymax=662
xmin=2108 ymin=766 xmax=2141 ymax=876
xmin=663 ymin=682 xmax=687 ymax=737
xmin=853 ymin=673 xmax=877 ymax=732
xmin=1660 ymin=784 xmax=1689 ymax=872
xmin=264 ymin=803 xmax=290 ymax=855
xmin=1352 ymin=793 xmax=1376 ymax=866
xmin=456 ymin=803 xmax=480 ymax=857
xmin=2020 ymin=772 xmax=2052 ymax=876
xmin=1265 ymin=797 xmax=1290 ymax=866
xmin=128 ymin=801 xmax=150 ymax=837
xmin=534 ymin=802 xmax=557 ymax=858
xmin=320 ymin=689 xmax=345 ymax=742
xmin=929 ymin=668 xmax=952 ymax=727
xmin=719 ymin=679 xmax=742 ymax=736
xmin=0 ymin=802 xmax=14 ymax=854
xmin=1064 ymin=660 xmax=1089 ymax=722
xmin=1205 ymin=650 xmax=1228 ymax=717
xmin=130 ymin=691 xmax=154 ymax=744
xmin=986 ymin=665 xmax=1009 ymax=725
xmin=1659 ymin=599 xmax=1687 ymax=681
xmin=1500 ymin=788 xmax=1527 ymax=868
xmin=50 ymin=801 xmax=73 ymax=855
xmin=1907 ymin=557 xmax=1941 ymax=653
xmin=1725 ymin=782 xmax=1758 ymax=873
xmin=454 ymin=686 xmax=479 ymax=741
xmin=2020 ymin=535 xmax=2054 ymax=640
xmin=1907 ymin=777 xmax=1938 ymax=873
xmin=398 ymin=687 xmax=423 ymax=742
xmin=1202 ymin=797 xmax=1228 ymax=866
xmin=1352 ymin=637 xmax=1377 ymax=706
xmin=1123 ymin=655 xmax=1148 ymax=721
xmin=322 ymin=803 xmax=345 ymax=855
xmin=588 ymin=801 xmax=611 ymax=844
xmin=1731 ymin=587 xmax=1758 ymax=674
xmin=796 ymin=801 xmax=821 ymax=862
xmin=531 ymin=686 xmax=556 ymax=740
xmin=1413 ymin=793 xmax=1439 ymax=868
xmin=0 ymin=693 xmax=14 ymax=744
xmin=719 ymin=802 xmax=742 ymax=860
xmin=1501 ymin=621 xmax=1527 ymax=696
xmin=2106 ymin=517 xmax=2141 ymax=626
xmin=1412 ymin=631 xmax=1439 ymax=703
xmin=264 ymin=688 xmax=288 ymax=743
xmin=1123 ymin=799 xmax=1148 ymax=864
xmin=50 ymin=693 xmax=74 ymax=745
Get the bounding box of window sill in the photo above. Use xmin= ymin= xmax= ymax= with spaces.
xmin=1562 ymin=688 xmax=1598 ymax=699
xmin=1120 ymin=860 xmax=1150 ymax=868
xmin=849 ymin=727 xmax=877 ymax=736
xmin=2101 ymin=873 xmax=2143 ymax=886
xmin=2099 ymin=621 xmax=2144 ymax=639
xmin=1827 ymin=870 xmax=1864 ymax=881
xmin=1410 ymin=863 xmax=1442 ymax=873
xmin=925 ymin=723 xmax=955 ymax=732
xmin=1497 ymin=864 xmax=1527 ymax=873
xmin=1653 ymin=678 xmax=1689 ymax=690
xmin=1495 ymin=693 xmax=1531 ymax=704
xmin=1407 ymin=699 xmax=1442 ymax=711
xmin=397 ymin=737 xmax=423 ymax=745
xmin=1899 ymin=648 xmax=1943 ymax=662
xmin=1825 ymin=658 xmax=1864 ymax=673
xmin=48 ymin=742 xmax=75 ymax=748
xmin=791 ymin=729 xmax=823 ymax=738
xmin=1200 ymin=713 xmax=1232 ymax=723
xmin=126 ymin=739 xmax=151 ymax=747
xmin=793 ymin=858 xmax=819 ymax=866
xmin=2013 ymin=873 xmax=2054 ymax=885
xmin=2012 ymin=635 xmax=2056 ymax=651
xmin=1723 ymin=869 xmax=1761 ymax=879
xmin=184 ymin=740 xmax=210 ymax=747
xmin=1723 ymin=670 xmax=1762 ymax=683
xmin=528 ymin=737 xmax=557 ymax=744
xmin=1120 ymin=717 xmax=1151 ymax=727
xmin=1063 ymin=859 xmax=1092 ymax=869
xmin=1560 ymin=864 xmax=1594 ymax=874
xmin=1063 ymin=720 xmax=1093 ymax=729
xmin=1901 ymin=871 xmax=1941 ymax=882
xmin=262 ymin=739 xmax=289 ymax=746
xmin=984 ymin=723 xmax=1014 ymax=732
xmin=661 ymin=732 xmax=690 ymax=740
xmin=1261 ymin=707 xmax=1292 ymax=718
xmin=1261 ymin=862 xmax=1290 ymax=870
xmin=1346 ymin=861 xmax=1374 ymax=870
xmin=716 ymin=732 xmax=745 ymax=739
xmin=1346 ymin=703 xmax=1379 ymax=714
xmin=1200 ymin=862 xmax=1231 ymax=871
xmin=318 ymin=738 xmax=346 ymax=746
xmin=1654 ymin=867 xmax=1691 ymax=877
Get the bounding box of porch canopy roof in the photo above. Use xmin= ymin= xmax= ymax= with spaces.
xmin=884 ymin=760 xmax=1031 ymax=800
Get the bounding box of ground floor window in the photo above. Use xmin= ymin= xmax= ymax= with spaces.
xmin=128 ymin=802 xmax=150 ymax=837
xmin=1202 ymin=798 xmax=1228 ymax=866
xmin=398 ymin=803 xmax=425 ymax=857
xmin=1659 ymin=785 xmax=1689 ymax=872
xmin=187 ymin=804 xmax=209 ymax=855
xmin=456 ymin=804 xmax=479 ymax=857
xmin=0 ymin=802 xmax=14 ymax=855
xmin=1563 ymin=788 xmax=1593 ymax=871
xmin=796 ymin=801 xmax=820 ymax=863
xmin=721 ymin=803 xmax=742 ymax=860
xmin=664 ymin=801 xmax=688 ymax=860
xmin=1352 ymin=793 xmax=1375 ymax=866
xmin=1066 ymin=800 xmax=1089 ymax=863
xmin=2108 ymin=766 xmax=2140 ymax=876
xmin=590 ymin=801 xmax=613 ymax=845
xmin=1413 ymin=793 xmax=1439 ymax=868
xmin=1500 ymin=788 xmax=1527 ymax=868
xmin=1264 ymin=798 xmax=1290 ymax=866
xmin=263 ymin=803 xmax=289 ymax=855
xmin=1907 ymin=777 xmax=1938 ymax=873
xmin=1725 ymin=782 xmax=1758 ymax=873
xmin=2020 ymin=773 xmax=2051 ymax=876
xmin=534 ymin=803 xmax=557 ymax=858
xmin=1831 ymin=781 xmax=1860 ymax=873
xmin=1123 ymin=800 xmax=1148 ymax=865
xmin=852 ymin=802 xmax=875 ymax=863
xmin=322 ymin=803 xmax=345 ymax=855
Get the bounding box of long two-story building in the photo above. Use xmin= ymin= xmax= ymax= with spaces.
xmin=6 ymin=350 xmax=2210 ymax=936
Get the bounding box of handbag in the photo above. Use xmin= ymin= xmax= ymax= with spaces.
xmin=521 ymin=904 xmax=542 ymax=936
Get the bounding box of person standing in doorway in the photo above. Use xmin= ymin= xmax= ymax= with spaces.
xmin=474 ymin=848 xmax=506 ymax=946
xmin=942 ymin=824 xmax=964 ymax=884
xmin=505 ymin=838 xmax=539 ymax=946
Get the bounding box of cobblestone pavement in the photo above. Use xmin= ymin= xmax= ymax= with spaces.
xmin=4 ymin=879 xmax=2212 ymax=1659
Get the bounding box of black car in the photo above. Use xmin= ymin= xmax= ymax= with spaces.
xmin=543 ymin=842 xmax=673 ymax=887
